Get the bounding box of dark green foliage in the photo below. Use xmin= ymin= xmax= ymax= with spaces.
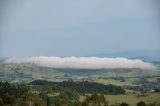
xmin=53 ymin=96 xmax=68 ymax=106
xmin=0 ymin=80 xmax=159 ymax=106
xmin=82 ymin=100 xmax=89 ymax=106
xmin=58 ymin=89 xmax=79 ymax=106
xmin=30 ymin=80 xmax=125 ymax=95
xmin=1 ymin=93 xmax=15 ymax=105
xmin=34 ymin=98 xmax=46 ymax=106
xmin=39 ymin=92 xmax=54 ymax=106
xmin=57 ymin=81 xmax=125 ymax=95
xmin=0 ymin=97 xmax=4 ymax=106
xmin=120 ymin=102 xmax=129 ymax=106
xmin=59 ymin=99 xmax=68 ymax=106
xmin=0 ymin=81 xmax=29 ymax=98
xmin=82 ymin=93 xmax=108 ymax=106
xmin=16 ymin=98 xmax=26 ymax=106
xmin=59 ymin=89 xmax=79 ymax=101
xmin=137 ymin=101 xmax=146 ymax=106
xmin=73 ymin=100 xmax=82 ymax=106
xmin=0 ymin=81 xmax=29 ymax=105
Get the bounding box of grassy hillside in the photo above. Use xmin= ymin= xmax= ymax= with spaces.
xmin=80 ymin=93 xmax=160 ymax=106
xmin=0 ymin=63 xmax=160 ymax=90
xmin=0 ymin=63 xmax=65 ymax=82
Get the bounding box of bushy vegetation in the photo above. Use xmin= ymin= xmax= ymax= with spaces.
xmin=30 ymin=80 xmax=125 ymax=95
xmin=0 ymin=81 xmax=29 ymax=105
xmin=0 ymin=81 xmax=160 ymax=106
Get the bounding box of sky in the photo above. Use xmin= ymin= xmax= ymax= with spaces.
xmin=0 ymin=0 xmax=160 ymax=57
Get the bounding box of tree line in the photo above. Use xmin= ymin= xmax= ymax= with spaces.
xmin=0 ymin=81 xmax=160 ymax=106
xmin=29 ymin=80 xmax=125 ymax=95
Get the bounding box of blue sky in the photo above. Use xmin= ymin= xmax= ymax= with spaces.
xmin=0 ymin=0 xmax=160 ymax=57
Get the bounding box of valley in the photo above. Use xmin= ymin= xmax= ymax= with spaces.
xmin=0 ymin=58 xmax=160 ymax=93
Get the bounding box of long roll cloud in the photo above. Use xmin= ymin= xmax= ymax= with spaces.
xmin=5 ymin=56 xmax=155 ymax=69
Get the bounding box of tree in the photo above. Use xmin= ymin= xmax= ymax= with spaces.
xmin=2 ymin=93 xmax=15 ymax=105
xmin=81 ymin=100 xmax=89 ymax=106
xmin=99 ymin=93 xmax=106 ymax=103
xmin=24 ymin=91 xmax=36 ymax=106
xmin=34 ymin=98 xmax=46 ymax=106
xmin=0 ymin=98 xmax=4 ymax=106
xmin=90 ymin=93 xmax=99 ymax=105
xmin=60 ymin=99 xmax=68 ymax=106
xmin=104 ymin=101 xmax=108 ymax=106
xmin=82 ymin=93 xmax=108 ymax=106
xmin=120 ymin=102 xmax=129 ymax=106
xmin=73 ymin=100 xmax=82 ymax=106
xmin=137 ymin=101 xmax=146 ymax=106
xmin=16 ymin=98 xmax=27 ymax=106
xmin=59 ymin=89 xmax=79 ymax=101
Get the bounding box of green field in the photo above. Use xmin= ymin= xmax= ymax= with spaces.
xmin=80 ymin=93 xmax=160 ymax=106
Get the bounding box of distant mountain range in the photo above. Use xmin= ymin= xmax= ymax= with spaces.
xmin=90 ymin=49 xmax=160 ymax=63
xmin=92 ymin=49 xmax=160 ymax=58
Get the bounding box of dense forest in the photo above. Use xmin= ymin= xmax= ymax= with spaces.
xmin=29 ymin=80 xmax=125 ymax=95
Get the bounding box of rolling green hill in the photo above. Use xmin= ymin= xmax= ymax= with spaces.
xmin=0 ymin=62 xmax=160 ymax=88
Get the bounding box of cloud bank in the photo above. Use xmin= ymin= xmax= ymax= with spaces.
xmin=5 ymin=56 xmax=155 ymax=69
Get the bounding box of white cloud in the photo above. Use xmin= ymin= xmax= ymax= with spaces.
xmin=5 ymin=56 xmax=155 ymax=69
